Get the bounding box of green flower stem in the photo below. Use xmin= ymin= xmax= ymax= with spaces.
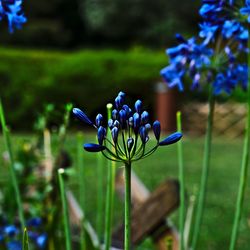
xmin=97 ymin=151 xmax=104 ymax=240
xmin=191 ymin=86 xmax=215 ymax=250
xmin=58 ymin=169 xmax=71 ymax=250
xmin=77 ymin=133 xmax=86 ymax=250
xmin=104 ymin=103 xmax=116 ymax=250
xmin=229 ymin=36 xmax=250 ymax=250
xmin=0 ymin=100 xmax=25 ymax=229
xmin=177 ymin=111 xmax=185 ymax=250
xmin=124 ymin=162 xmax=131 ymax=250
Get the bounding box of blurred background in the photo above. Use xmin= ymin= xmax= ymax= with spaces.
xmin=0 ymin=1 xmax=249 ymax=249
xmin=0 ymin=0 xmax=202 ymax=130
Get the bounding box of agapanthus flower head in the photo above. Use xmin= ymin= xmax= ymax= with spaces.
xmin=0 ymin=0 xmax=27 ymax=33
xmin=73 ymin=92 xmax=182 ymax=164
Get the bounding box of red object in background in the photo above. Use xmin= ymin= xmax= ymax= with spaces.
xmin=155 ymin=82 xmax=177 ymax=133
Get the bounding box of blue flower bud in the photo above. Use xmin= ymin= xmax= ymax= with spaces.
xmin=159 ymin=132 xmax=182 ymax=146
xmin=36 ymin=233 xmax=48 ymax=249
xmin=84 ymin=143 xmax=106 ymax=152
xmin=141 ymin=111 xmax=149 ymax=124
xmin=133 ymin=113 xmax=140 ymax=132
xmin=95 ymin=114 xmax=103 ymax=127
xmin=112 ymin=127 xmax=119 ymax=144
xmin=108 ymin=119 xmax=113 ymax=129
xmin=139 ymin=126 xmax=147 ymax=144
xmin=119 ymin=109 xmax=126 ymax=128
xmin=112 ymin=109 xmax=118 ymax=120
xmin=153 ymin=120 xmax=161 ymax=141
xmin=115 ymin=95 xmax=123 ymax=109
xmin=122 ymin=105 xmax=130 ymax=117
xmin=73 ymin=108 xmax=94 ymax=126
xmin=113 ymin=120 xmax=120 ymax=128
xmin=128 ymin=117 xmax=133 ymax=126
xmin=145 ymin=123 xmax=151 ymax=132
xmin=135 ymin=100 xmax=142 ymax=113
xmin=118 ymin=91 xmax=126 ymax=99
xmin=127 ymin=138 xmax=134 ymax=152
xmin=97 ymin=126 xmax=106 ymax=145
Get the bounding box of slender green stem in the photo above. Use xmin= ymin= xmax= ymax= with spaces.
xmin=104 ymin=103 xmax=116 ymax=250
xmin=177 ymin=111 xmax=185 ymax=250
xmin=191 ymin=87 xmax=215 ymax=250
xmin=229 ymin=35 xmax=250 ymax=250
xmin=58 ymin=169 xmax=71 ymax=250
xmin=0 ymin=100 xmax=25 ymax=229
xmin=96 ymin=151 xmax=104 ymax=240
xmin=77 ymin=133 xmax=86 ymax=250
xmin=124 ymin=162 xmax=131 ymax=250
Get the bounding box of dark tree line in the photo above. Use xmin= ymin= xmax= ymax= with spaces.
xmin=0 ymin=0 xmax=200 ymax=49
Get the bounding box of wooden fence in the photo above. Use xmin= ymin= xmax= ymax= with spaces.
xmin=182 ymin=102 xmax=247 ymax=138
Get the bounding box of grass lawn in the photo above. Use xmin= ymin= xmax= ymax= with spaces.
xmin=0 ymin=133 xmax=249 ymax=250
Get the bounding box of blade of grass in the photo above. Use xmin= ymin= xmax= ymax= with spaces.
xmin=77 ymin=133 xmax=87 ymax=250
xmin=58 ymin=168 xmax=72 ymax=250
xmin=0 ymin=100 xmax=25 ymax=229
xmin=22 ymin=228 xmax=30 ymax=250
xmin=184 ymin=195 xmax=196 ymax=250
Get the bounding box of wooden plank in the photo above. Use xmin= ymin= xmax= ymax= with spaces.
xmin=112 ymin=179 xmax=179 ymax=248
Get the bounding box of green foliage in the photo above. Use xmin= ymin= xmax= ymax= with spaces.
xmin=0 ymin=48 xmax=167 ymax=129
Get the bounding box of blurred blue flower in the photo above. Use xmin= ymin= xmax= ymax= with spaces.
xmin=240 ymin=0 xmax=250 ymax=22
xmin=0 ymin=0 xmax=27 ymax=33
xmin=73 ymin=92 xmax=182 ymax=163
xmin=0 ymin=217 xmax=47 ymax=250
xmin=7 ymin=240 xmax=22 ymax=250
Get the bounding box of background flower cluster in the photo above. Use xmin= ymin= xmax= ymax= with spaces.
xmin=161 ymin=0 xmax=249 ymax=95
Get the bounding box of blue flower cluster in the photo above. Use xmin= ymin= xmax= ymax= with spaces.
xmin=161 ymin=0 xmax=249 ymax=95
xmin=0 ymin=217 xmax=47 ymax=250
xmin=0 ymin=0 xmax=26 ymax=33
xmin=73 ymin=92 xmax=182 ymax=163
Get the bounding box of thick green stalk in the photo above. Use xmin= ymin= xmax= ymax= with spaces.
xmin=229 ymin=36 xmax=250 ymax=250
xmin=0 ymin=100 xmax=25 ymax=229
xmin=58 ymin=169 xmax=71 ymax=250
xmin=177 ymin=111 xmax=185 ymax=250
xmin=77 ymin=133 xmax=86 ymax=250
xmin=124 ymin=162 xmax=131 ymax=250
xmin=191 ymin=87 xmax=215 ymax=250
xmin=104 ymin=103 xmax=116 ymax=250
